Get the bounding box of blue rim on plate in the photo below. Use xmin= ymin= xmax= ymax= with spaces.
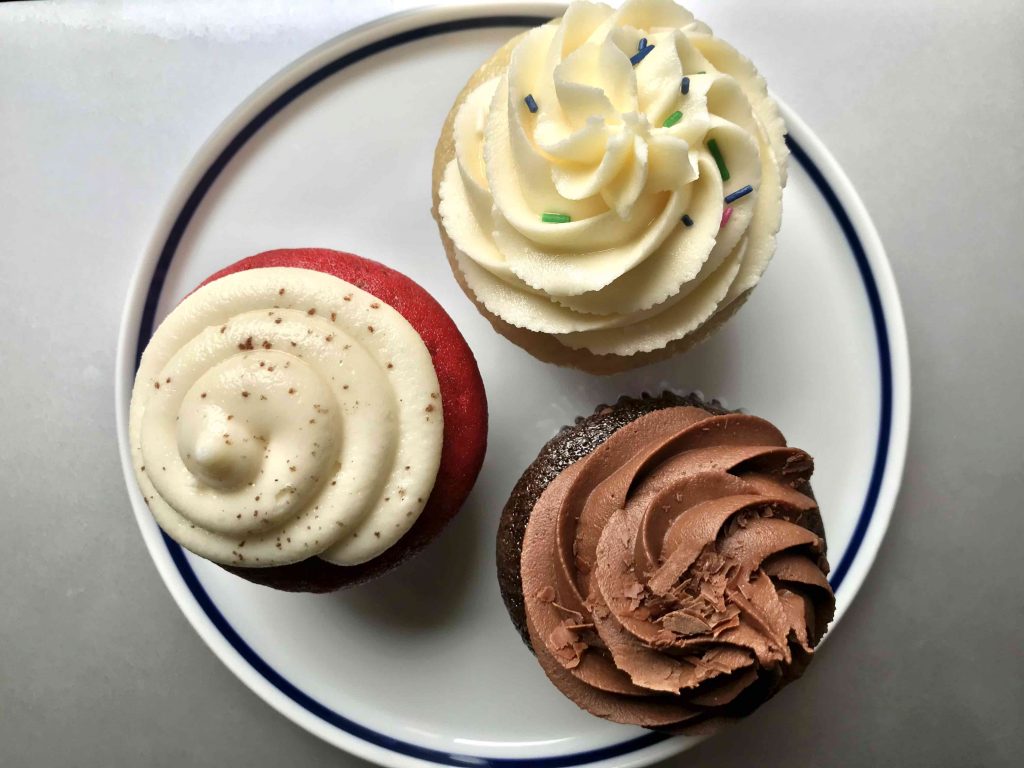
xmin=133 ymin=16 xmax=893 ymax=768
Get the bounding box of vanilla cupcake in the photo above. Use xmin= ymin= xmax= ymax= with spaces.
xmin=433 ymin=0 xmax=787 ymax=374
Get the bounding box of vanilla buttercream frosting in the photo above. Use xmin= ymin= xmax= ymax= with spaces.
xmin=129 ymin=267 xmax=443 ymax=567
xmin=437 ymin=0 xmax=787 ymax=357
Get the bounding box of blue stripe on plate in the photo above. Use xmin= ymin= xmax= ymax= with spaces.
xmin=135 ymin=16 xmax=894 ymax=768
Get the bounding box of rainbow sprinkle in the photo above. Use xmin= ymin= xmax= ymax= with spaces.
xmin=720 ymin=207 xmax=733 ymax=228
xmin=638 ymin=37 xmax=648 ymax=51
xmin=663 ymin=110 xmax=683 ymax=128
xmin=542 ymin=212 xmax=571 ymax=224
xmin=680 ymin=76 xmax=690 ymax=95
xmin=681 ymin=214 xmax=694 ymax=227
xmin=630 ymin=43 xmax=655 ymax=66
xmin=707 ymin=138 xmax=730 ymax=181
xmin=524 ymin=94 xmax=538 ymax=113
xmin=724 ymin=184 xmax=754 ymax=204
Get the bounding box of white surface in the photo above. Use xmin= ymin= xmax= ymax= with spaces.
xmin=2 ymin=2 xmax=1022 ymax=768
xmin=112 ymin=6 xmax=907 ymax=765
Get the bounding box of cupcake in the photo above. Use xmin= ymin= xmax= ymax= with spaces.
xmin=129 ymin=249 xmax=487 ymax=592
xmin=498 ymin=392 xmax=834 ymax=730
xmin=433 ymin=0 xmax=787 ymax=374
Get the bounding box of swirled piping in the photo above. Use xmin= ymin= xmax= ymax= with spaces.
xmin=521 ymin=405 xmax=834 ymax=728
xmin=438 ymin=0 xmax=787 ymax=356
xmin=129 ymin=267 xmax=443 ymax=567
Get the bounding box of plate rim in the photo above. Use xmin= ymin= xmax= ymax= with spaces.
xmin=113 ymin=4 xmax=911 ymax=767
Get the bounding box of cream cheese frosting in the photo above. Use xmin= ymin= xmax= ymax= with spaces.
xmin=129 ymin=267 xmax=443 ymax=567
xmin=437 ymin=0 xmax=787 ymax=357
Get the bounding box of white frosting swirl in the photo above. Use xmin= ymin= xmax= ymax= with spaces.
xmin=438 ymin=0 xmax=787 ymax=356
xmin=129 ymin=268 xmax=443 ymax=567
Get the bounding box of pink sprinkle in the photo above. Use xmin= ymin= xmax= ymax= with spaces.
xmin=720 ymin=206 xmax=734 ymax=228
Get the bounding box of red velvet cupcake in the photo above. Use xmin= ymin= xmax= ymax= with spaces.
xmin=129 ymin=249 xmax=487 ymax=592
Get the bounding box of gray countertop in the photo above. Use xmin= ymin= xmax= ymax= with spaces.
xmin=2 ymin=1 xmax=1021 ymax=766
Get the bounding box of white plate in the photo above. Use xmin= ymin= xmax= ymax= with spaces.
xmin=115 ymin=4 xmax=910 ymax=767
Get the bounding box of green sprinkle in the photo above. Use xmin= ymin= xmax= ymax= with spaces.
xmin=662 ymin=110 xmax=683 ymax=128
xmin=541 ymin=212 xmax=571 ymax=224
xmin=707 ymin=138 xmax=730 ymax=181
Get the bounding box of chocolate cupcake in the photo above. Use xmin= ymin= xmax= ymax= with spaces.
xmin=129 ymin=249 xmax=487 ymax=592
xmin=498 ymin=392 xmax=834 ymax=730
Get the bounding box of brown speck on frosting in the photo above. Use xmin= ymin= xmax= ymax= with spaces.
xmin=220 ymin=325 xmax=227 ymax=333
xmin=153 ymin=382 xmax=160 ymax=389
xmin=288 ymin=388 xmax=296 ymax=395
xmin=275 ymin=317 xmax=282 ymax=324
xmin=343 ymin=294 xmax=352 ymax=302
xmin=241 ymin=390 xmax=250 ymax=398
xmin=278 ymin=288 xmax=285 ymax=296
xmin=200 ymin=392 xmax=207 ymax=398
xmin=367 ymin=325 xmax=375 ymax=333
xmin=425 ymin=404 xmax=435 ymax=413
xmin=370 ymin=302 xmax=380 ymax=309
xmin=307 ymin=308 xmax=316 ymax=316
xmin=262 ymin=340 xmax=272 ymax=349
xmin=386 ymin=363 xmax=394 ymax=369
xmin=330 ymin=311 xmax=337 ymax=321
xmin=239 ymin=336 xmax=254 ymax=351
xmin=325 ymin=334 xmax=334 ymax=342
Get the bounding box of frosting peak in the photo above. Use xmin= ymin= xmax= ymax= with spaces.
xmin=438 ymin=0 xmax=787 ymax=357
xmin=521 ymin=405 xmax=834 ymax=729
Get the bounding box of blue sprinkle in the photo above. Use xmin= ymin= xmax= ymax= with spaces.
xmin=524 ymin=94 xmax=538 ymax=113
xmin=638 ymin=37 xmax=648 ymax=51
xmin=724 ymin=184 xmax=754 ymax=204
xmin=681 ymin=76 xmax=690 ymax=95
xmin=681 ymin=214 xmax=694 ymax=227
xmin=630 ymin=44 xmax=655 ymax=66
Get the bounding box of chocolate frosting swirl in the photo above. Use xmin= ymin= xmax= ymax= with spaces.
xmin=518 ymin=398 xmax=834 ymax=729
